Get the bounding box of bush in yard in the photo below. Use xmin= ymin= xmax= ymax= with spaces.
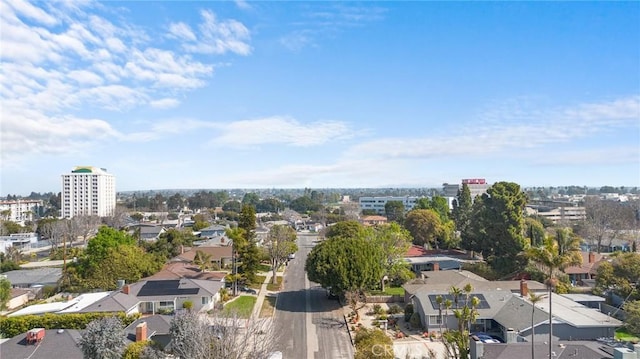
xmin=182 ymin=300 xmax=193 ymax=311
xmin=387 ymin=304 xmax=402 ymax=315
xmin=404 ymin=303 xmax=414 ymax=322
xmin=410 ymin=312 xmax=422 ymax=329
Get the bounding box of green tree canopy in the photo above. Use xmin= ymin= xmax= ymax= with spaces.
xmin=384 ymin=201 xmax=405 ymax=223
xmin=325 ymin=220 xmax=366 ymax=240
xmin=265 ymin=225 xmax=298 ymax=284
xmin=0 ymin=278 xmax=10 ymax=310
xmin=451 ymin=183 xmax=472 ymax=237
xmin=595 ymin=252 xmax=640 ymax=301
xmin=405 ymin=209 xmax=444 ymax=249
xmin=467 ymin=182 xmax=529 ymax=275
xmin=354 ymin=328 xmax=394 ymax=359
xmin=370 ymin=223 xmax=414 ymax=287
xmin=305 ymin=236 xmax=384 ymax=295
xmin=85 ymin=226 xmax=136 ymax=266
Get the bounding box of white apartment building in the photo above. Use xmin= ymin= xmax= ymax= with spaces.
xmin=61 ymin=166 xmax=116 ymax=218
xmin=359 ymin=196 xmax=421 ymax=215
xmin=0 ymin=200 xmax=43 ymax=223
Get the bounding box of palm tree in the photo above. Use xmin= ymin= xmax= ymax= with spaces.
xmin=194 ymin=250 xmax=212 ymax=272
xmin=525 ymin=229 xmax=582 ymax=359
xmin=528 ymin=293 xmax=545 ymax=359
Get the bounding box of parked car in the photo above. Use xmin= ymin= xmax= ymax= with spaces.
xmin=472 ymin=333 xmax=501 ymax=344
xmin=240 ymin=286 xmax=257 ymax=294
xmin=288 ymin=253 xmax=296 ymax=260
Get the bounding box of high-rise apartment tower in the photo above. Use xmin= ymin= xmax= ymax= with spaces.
xmin=61 ymin=166 xmax=116 ymax=218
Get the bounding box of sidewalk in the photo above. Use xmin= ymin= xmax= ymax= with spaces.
xmin=251 ymin=271 xmax=274 ymax=319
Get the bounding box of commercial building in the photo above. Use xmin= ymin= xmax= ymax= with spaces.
xmin=358 ymin=196 xmax=421 ymax=215
xmin=61 ymin=166 xmax=116 ymax=218
xmin=0 ymin=200 xmax=43 ymax=223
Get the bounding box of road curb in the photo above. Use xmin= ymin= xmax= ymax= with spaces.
xmin=339 ymin=297 xmax=355 ymax=346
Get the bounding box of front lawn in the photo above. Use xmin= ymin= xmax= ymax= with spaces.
xmin=616 ymin=328 xmax=640 ymax=343
xmin=369 ymin=287 xmax=405 ymax=296
xmin=223 ymin=295 xmax=256 ymax=318
xmin=257 ymin=263 xmax=271 ymax=272
xmin=259 ymin=295 xmax=277 ymax=318
xmin=250 ymin=275 xmax=267 ymax=289
xmin=267 ymin=276 xmax=283 ymax=291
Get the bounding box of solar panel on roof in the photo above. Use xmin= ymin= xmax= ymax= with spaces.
xmin=137 ymin=280 xmax=200 ymax=297
xmin=427 ymin=294 xmax=491 ymax=310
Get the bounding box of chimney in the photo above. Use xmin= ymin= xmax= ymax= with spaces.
xmin=432 ymin=262 xmax=439 ymax=271
xmin=122 ymin=284 xmax=130 ymax=295
xmin=588 ymin=252 xmax=595 ymax=263
xmin=135 ymin=322 xmax=147 ymax=342
xmin=520 ymin=280 xmax=529 ymax=297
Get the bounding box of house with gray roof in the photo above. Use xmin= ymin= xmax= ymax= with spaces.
xmin=124 ymin=314 xmax=173 ymax=350
xmin=405 ymin=270 xmax=621 ymax=342
xmin=470 ymin=339 xmax=619 ymax=359
xmin=199 ymin=224 xmax=228 ymax=238
xmin=2 ymin=267 xmax=62 ymax=288
xmin=80 ymin=278 xmax=223 ymax=315
xmin=0 ymin=329 xmax=83 ymax=359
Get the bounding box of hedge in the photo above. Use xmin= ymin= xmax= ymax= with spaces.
xmin=0 ymin=312 xmax=140 ymax=338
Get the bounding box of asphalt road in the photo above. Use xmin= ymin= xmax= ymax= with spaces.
xmin=273 ymin=233 xmax=354 ymax=359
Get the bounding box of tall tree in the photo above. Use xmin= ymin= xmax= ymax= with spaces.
xmin=384 ymin=201 xmax=405 ymax=223
xmin=475 ymin=182 xmax=529 ymax=275
xmin=452 ymin=184 xmax=473 ymax=240
xmin=265 ymin=225 xmax=298 ymax=284
xmin=306 ymin=236 xmax=384 ymax=296
xmin=79 ymin=317 xmax=126 ymax=359
xmin=237 ymin=205 xmax=259 ymax=283
xmin=524 ymin=217 xmax=546 ymax=247
xmin=525 ymin=233 xmax=582 ymax=359
xmin=404 ymin=209 xmax=444 ymax=249
xmin=370 ymin=223 xmax=414 ymax=289
xmin=583 ymin=197 xmax=635 ymax=252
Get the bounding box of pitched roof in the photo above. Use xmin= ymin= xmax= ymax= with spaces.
xmin=479 ymin=341 xmax=614 ymax=359
xmin=3 ymin=267 xmax=62 ymax=286
xmin=0 ymin=329 xmax=83 ymax=359
xmin=564 ymin=251 xmax=607 ymax=275
xmin=145 ymin=262 xmax=227 ymax=281
xmin=124 ymin=314 xmax=172 ymax=344
xmin=406 ymin=271 xmax=547 ymax=293
xmin=176 ymin=245 xmax=233 ymax=262
xmin=491 ymin=295 xmax=549 ymax=331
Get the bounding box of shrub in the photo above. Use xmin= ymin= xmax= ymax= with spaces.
xmin=182 ymin=300 xmax=193 ymax=311
xmin=387 ymin=304 xmax=402 ymax=315
xmin=404 ymin=303 xmax=414 ymax=322
xmin=409 ymin=312 xmax=422 ymax=329
xmin=0 ymin=312 xmax=139 ymax=338
xmin=372 ymin=304 xmax=384 ymax=315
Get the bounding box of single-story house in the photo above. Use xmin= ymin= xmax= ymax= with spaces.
xmin=79 ymin=278 xmax=223 ymax=315
xmin=406 ymin=271 xmax=622 ymax=342
xmin=199 ymin=225 xmax=228 ymax=239
xmin=360 ymin=215 xmax=388 ymax=226
xmin=175 ymin=245 xmax=233 ymax=269
xmin=0 ymin=328 xmax=83 ymax=359
xmin=129 ymin=224 xmax=166 ymax=242
xmin=470 ymin=339 xmax=618 ymax=359
xmin=145 ymin=261 xmax=228 ymax=282
xmin=564 ymin=251 xmax=608 ymax=285
xmin=404 ymin=247 xmax=482 ymax=274
xmin=2 ymin=267 xmax=62 ymax=288
xmin=125 ymin=314 xmax=173 ymax=350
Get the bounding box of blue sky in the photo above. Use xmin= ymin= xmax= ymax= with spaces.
xmin=1 ymin=0 xmax=639 ymax=195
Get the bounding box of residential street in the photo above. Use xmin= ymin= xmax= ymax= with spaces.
xmin=273 ymin=233 xmax=354 ymax=359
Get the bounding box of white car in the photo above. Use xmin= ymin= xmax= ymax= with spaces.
xmin=288 ymin=253 xmax=295 ymax=260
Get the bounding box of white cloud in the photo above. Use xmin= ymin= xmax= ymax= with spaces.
xmin=235 ymin=0 xmax=252 ymax=11
xmin=346 ymin=96 xmax=640 ymax=161
xmin=5 ymin=0 xmax=58 ymax=26
xmin=168 ymin=22 xmax=196 ymax=41
xmin=0 ymin=0 xmax=249 ymax=167
xmin=211 ymin=117 xmax=352 ymax=148
xmin=179 ymin=9 xmax=252 ymax=55
xmin=150 ymin=98 xmax=180 ymax=109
